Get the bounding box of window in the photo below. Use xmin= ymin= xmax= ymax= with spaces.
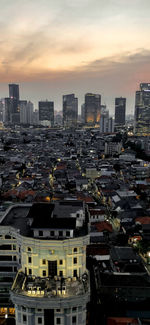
xmin=37 ymin=309 xmax=42 ymax=312
xmin=23 ymin=315 xmax=27 ymax=323
xmin=56 ymin=318 xmax=61 ymax=325
xmin=59 ymin=260 xmax=63 ymax=265
xmin=0 ymin=266 xmax=13 ymax=272
xmin=72 ymin=316 xmax=76 ymax=324
xmin=0 ymin=245 xmax=11 ymax=250
xmin=59 ymin=271 xmax=63 ymax=277
xmin=28 ymin=257 xmax=32 ymax=264
xmin=22 ymin=306 xmax=26 ymax=311
xmin=27 ymin=247 xmax=31 ymax=252
xmin=73 ymin=270 xmax=77 ymax=277
xmin=66 ymin=231 xmax=70 ymax=237
xmin=43 ymin=270 xmax=46 ymax=276
xmin=72 ymin=307 xmax=77 ymax=312
xmin=39 ymin=231 xmax=43 ymax=237
xmin=5 ymin=235 xmax=11 ymax=239
xmin=14 ymin=267 xmax=17 ymax=272
xmin=51 ymin=231 xmax=54 ymax=236
xmin=13 ymin=256 xmax=17 ymax=261
xmin=0 ymin=255 xmax=12 ymax=261
xmin=42 ymin=259 xmax=46 ymax=265
xmin=13 ymin=245 xmax=16 ymax=250
xmin=73 ymin=257 xmax=77 ymax=264
xmin=29 ymin=269 xmax=32 ymax=275
xmin=56 ymin=309 xmax=61 ymax=312
xmin=38 ymin=317 xmax=42 ymax=324
xmin=59 ymin=231 xmax=63 ymax=237
xmin=73 ymin=248 xmax=77 ymax=253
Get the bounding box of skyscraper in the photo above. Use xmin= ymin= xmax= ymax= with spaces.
xmin=134 ymin=83 xmax=150 ymax=136
xmin=39 ymin=100 xmax=54 ymax=127
xmin=115 ymin=97 xmax=126 ymax=125
xmin=63 ymin=94 xmax=78 ymax=128
xmin=8 ymin=84 xmax=20 ymax=123
xmin=84 ymin=93 xmax=101 ymax=125
xmin=2 ymin=98 xmax=12 ymax=123
xmin=9 ymin=84 xmax=19 ymax=101
xmin=20 ymin=101 xmax=34 ymax=125
xmin=100 ymin=107 xmax=114 ymax=133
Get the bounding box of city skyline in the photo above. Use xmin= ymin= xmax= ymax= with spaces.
xmin=0 ymin=0 xmax=150 ymax=113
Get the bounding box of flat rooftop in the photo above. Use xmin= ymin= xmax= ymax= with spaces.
xmin=12 ymin=271 xmax=89 ymax=299
xmin=0 ymin=202 xmax=87 ymax=238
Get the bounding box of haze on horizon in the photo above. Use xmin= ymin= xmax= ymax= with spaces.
xmin=0 ymin=0 xmax=150 ymax=114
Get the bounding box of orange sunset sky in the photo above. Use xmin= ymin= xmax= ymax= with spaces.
xmin=0 ymin=0 xmax=150 ymax=114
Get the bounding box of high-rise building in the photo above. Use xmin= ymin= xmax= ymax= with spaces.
xmin=39 ymin=101 xmax=54 ymax=127
xmin=20 ymin=101 xmax=34 ymax=125
xmin=134 ymin=83 xmax=150 ymax=136
xmin=2 ymin=98 xmax=12 ymax=123
xmin=9 ymin=84 xmax=19 ymax=101
xmin=84 ymin=93 xmax=101 ymax=125
xmin=32 ymin=109 xmax=39 ymax=126
xmin=81 ymin=104 xmax=85 ymax=123
xmin=100 ymin=116 xmax=114 ymax=133
xmin=100 ymin=106 xmax=114 ymax=133
xmin=8 ymin=84 xmax=20 ymax=123
xmin=115 ymin=97 xmax=126 ymax=125
xmin=0 ymin=201 xmax=90 ymax=324
xmin=63 ymin=94 xmax=78 ymax=128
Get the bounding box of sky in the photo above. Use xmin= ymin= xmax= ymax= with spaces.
xmin=0 ymin=0 xmax=150 ymax=114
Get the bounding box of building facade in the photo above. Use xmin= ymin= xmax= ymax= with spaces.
xmin=9 ymin=84 xmax=20 ymax=123
xmin=2 ymin=98 xmax=12 ymax=123
xmin=100 ymin=107 xmax=114 ymax=134
xmin=134 ymin=83 xmax=150 ymax=136
xmin=39 ymin=101 xmax=54 ymax=127
xmin=115 ymin=97 xmax=126 ymax=126
xmin=63 ymin=94 xmax=78 ymax=128
xmin=0 ymin=201 xmax=90 ymax=324
xmin=20 ymin=101 xmax=34 ymax=125
xmin=84 ymin=93 xmax=101 ymax=125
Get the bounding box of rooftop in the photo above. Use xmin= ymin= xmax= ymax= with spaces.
xmin=12 ymin=271 xmax=89 ymax=299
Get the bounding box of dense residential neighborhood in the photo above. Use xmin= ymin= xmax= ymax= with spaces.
xmin=0 ymin=122 xmax=150 ymax=324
